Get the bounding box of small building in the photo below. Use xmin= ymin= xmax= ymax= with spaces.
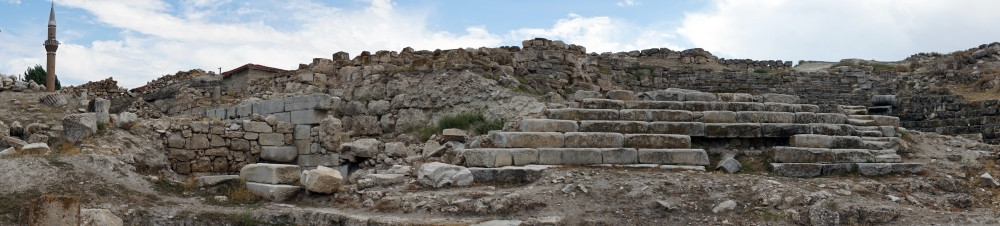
xmin=221 ymin=63 xmax=286 ymax=92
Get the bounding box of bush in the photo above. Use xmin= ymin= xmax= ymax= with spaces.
xmin=420 ymin=112 xmax=505 ymax=140
xmin=21 ymin=65 xmax=60 ymax=90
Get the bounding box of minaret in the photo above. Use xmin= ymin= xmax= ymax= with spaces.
xmin=43 ymin=2 xmax=59 ymax=92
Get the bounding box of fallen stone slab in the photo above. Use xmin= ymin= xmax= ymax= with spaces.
xmin=441 ymin=128 xmax=467 ymax=142
xmin=564 ymin=132 xmax=624 ymax=148
xmin=63 ymin=113 xmax=97 ymax=142
xmin=418 ymin=162 xmax=473 ymax=188
xmin=519 ymin=119 xmax=578 ymax=132
xmin=301 ymin=166 xmax=344 ymax=194
xmin=196 ymin=175 xmax=240 ymax=188
xmin=637 ymin=149 xmax=709 ymax=166
xmin=469 ymin=165 xmax=547 ymax=184
xmin=490 ymin=132 xmax=564 ymax=148
xmin=359 ymin=173 xmax=406 ymax=188
xmin=856 ymin=163 xmax=922 ymax=176
xmin=20 ymin=143 xmax=50 ymax=155
xmin=240 ymin=163 xmax=301 ymax=184
xmin=246 ymin=182 xmax=301 ymax=201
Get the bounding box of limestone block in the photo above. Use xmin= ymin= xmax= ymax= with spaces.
xmin=815 ymin=113 xmax=847 ymax=124
xmin=624 ymin=134 xmax=690 ymax=149
xmin=564 ymin=132 xmax=624 ymax=148
xmin=246 ymin=182 xmax=301 ymax=201
xmin=519 ymin=119 xmax=578 ymax=132
xmin=463 ymin=149 xmax=499 ymax=167
xmin=21 ymin=143 xmax=51 ymax=155
xmin=290 ymin=110 xmax=328 ymax=125
xmin=760 ymin=93 xmax=800 ymax=104
xmin=240 ymin=163 xmax=301 ymax=184
xmin=39 ymin=93 xmax=68 ymax=108
xmin=717 ymin=93 xmax=755 ymax=102
xmin=573 ymin=90 xmax=603 ymax=101
xmin=115 ymin=112 xmax=138 ymax=129
xmin=798 ymin=104 xmax=820 ymax=113
xmin=418 ymin=162 xmax=473 ymax=188
xmin=186 ymin=134 xmax=210 ymax=149
xmin=682 ymin=101 xmax=713 ymax=111
xmin=770 ymin=163 xmax=822 ymax=177
xmin=648 ymin=122 xmax=706 ymax=136
xmin=601 ymin=148 xmax=638 ymax=164
xmin=340 ymin=138 xmax=382 ymax=158
xmin=346 ymin=115 xmax=380 ymax=135
xmin=468 ymin=165 xmax=546 ymax=184
xmin=258 ymin=133 xmax=285 ymax=146
xmin=856 ymin=163 xmax=922 ymax=176
xmin=790 ymin=134 xmax=864 ymax=149
xmin=761 ymin=123 xmax=811 ymax=138
xmin=793 ymin=112 xmax=819 ymax=124
xmin=763 ymin=103 xmax=798 ymax=112
xmin=637 ymin=149 xmax=709 ymax=165
xmin=624 ymin=100 xmax=684 ymax=110
xmin=244 ymin=121 xmax=273 ymax=133
xmin=559 ymin=148 xmax=603 ymax=165
xmin=700 ymin=111 xmax=736 ymax=123
xmin=620 ymin=109 xmax=693 ymax=122
xmin=81 ymin=209 xmax=123 ymax=226
xmin=490 ymin=132 xmax=564 ymax=148
xmin=284 ymin=93 xmax=334 ymax=111
xmin=705 ymin=123 xmax=761 ymax=138
xmin=580 ymin=98 xmax=624 ymax=109
xmin=605 ymin=90 xmax=636 ymax=101
xmin=300 ymin=165 xmax=344 ymax=194
xmin=62 ymin=113 xmax=97 ymax=142
xmin=507 ymin=148 xmax=539 ymax=166
xmin=441 ymin=128 xmax=467 ymax=142
xmin=383 ymin=142 xmax=411 ymax=158
xmin=190 ymin=121 xmax=210 ymax=133
xmin=579 ymin=121 xmax=649 ymax=133
xmin=293 ymin=125 xmax=311 ymax=140
xmin=809 ymin=123 xmax=853 ymax=136
xmin=296 ymin=153 xmax=340 ymax=167
xmin=19 ymin=195 xmax=80 ymax=226
xmin=261 ymin=146 xmax=297 ymax=163
xmin=726 ymin=102 xmax=765 ymax=111
xmin=832 ymin=149 xmax=875 ymax=163
xmin=252 ymin=99 xmax=285 ymax=115
xmin=196 ymin=175 xmax=240 ymax=188
xmin=773 ymin=147 xmax=834 ymax=163
xmin=849 ymin=115 xmax=901 ymax=127
xmin=546 ymin=108 xmax=619 ymax=121
xmin=736 ymin=112 xmax=794 ymax=123
xmin=270 ymin=112 xmax=291 ymax=123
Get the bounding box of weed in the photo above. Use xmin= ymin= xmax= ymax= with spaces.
xmin=96 ymin=121 xmax=107 ymax=135
xmin=755 ymin=209 xmax=785 ymax=221
xmin=152 ymin=177 xmax=196 ymax=196
xmin=474 ymin=119 xmax=505 ymax=135
xmin=420 ymin=112 xmax=506 ymax=140
xmin=482 ymin=73 xmax=500 ymax=81
xmin=228 ymin=211 xmax=258 ymax=226
xmin=205 ymin=180 xmax=259 ymax=206
xmin=438 ymin=112 xmax=485 ymax=130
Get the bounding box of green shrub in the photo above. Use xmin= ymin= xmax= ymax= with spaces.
xmin=420 ymin=112 xmax=506 ymax=140
xmin=21 ymin=65 xmax=60 ymax=90
xmin=474 ymin=119 xmax=505 ymax=134
xmin=438 ymin=112 xmax=484 ymax=130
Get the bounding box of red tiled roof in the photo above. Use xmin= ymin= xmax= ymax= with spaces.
xmin=222 ymin=63 xmax=287 ymax=78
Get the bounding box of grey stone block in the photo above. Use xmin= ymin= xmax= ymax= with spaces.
xmin=284 ymin=93 xmax=333 ymax=111
xmin=798 ymin=104 xmax=820 ymax=113
xmin=270 ymin=112 xmax=291 ymax=123
xmin=620 ymin=109 xmax=693 ymax=122
xmin=494 ymin=148 xmax=539 ymax=167
xmin=794 ymin=112 xmax=818 ymax=124
xmin=761 ymin=123 xmax=811 ymax=138
xmin=463 ymin=149 xmax=498 ymax=167
xmin=809 ymin=123 xmax=854 ymax=136
xmin=832 ymin=149 xmax=875 ymax=163
xmin=579 ymin=120 xmax=649 ymax=133
xmin=564 ymin=132 xmax=624 ymax=148
xmin=790 ymin=134 xmax=863 ymax=149
xmin=240 ymin=163 xmax=301 ymax=184
xmin=770 ymin=163 xmax=821 ymax=177
xmin=490 ymin=132 xmax=565 ymax=148
xmin=773 ymin=147 xmax=834 ymax=163
xmin=294 ymin=125 xmax=311 ymax=140
xmin=624 ymin=134 xmax=690 ymax=149
xmin=624 ymin=101 xmax=684 ymax=110
xmin=736 ymin=112 xmax=794 ymax=123
xmin=764 ymin=103 xmax=799 ymax=112
xmin=546 ymin=108 xmax=619 ymax=121
xmin=856 ymin=163 xmax=922 ymax=176
xmin=606 ymin=90 xmax=636 ymax=101
xmin=682 ymin=101 xmax=713 ymax=112
xmin=815 ymin=113 xmax=847 ymax=124
xmin=296 ymin=154 xmax=340 ymax=167
xmin=637 ymin=149 xmax=709 ymax=166
xmin=580 ymin=98 xmax=625 ymax=109
xmin=648 ymin=122 xmax=706 ymax=136
xmin=244 ymin=121 xmax=273 ymax=133
xmin=760 ymin=93 xmax=800 ymax=104
xmin=262 ymin=146 xmax=298 ymax=163
xmin=469 ymin=166 xmax=546 ymax=184
xmin=700 ymin=111 xmax=736 ymax=123
xmin=705 ymin=123 xmax=761 ymax=138
xmin=246 ymin=182 xmax=301 ymax=201
xmin=237 ymin=104 xmax=252 ymax=118
xmin=519 ymin=119 xmax=578 ymax=132
xmin=726 ymin=102 xmax=765 ymax=111
xmin=601 ymin=148 xmax=638 ymax=164
xmin=290 ymin=110 xmax=328 ymax=125
xmin=253 ymin=99 xmax=285 ymax=115
xmin=258 ymin=133 xmax=285 ymax=146
xmin=560 ymin=148 xmax=603 ymax=165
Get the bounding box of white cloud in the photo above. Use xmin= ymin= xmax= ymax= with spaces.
xmin=617 ymin=0 xmax=639 ymax=7
xmin=6 ymin=0 xmax=21 ymax=5
xmin=678 ymin=0 xmax=1000 ymax=61
xmin=508 ymin=14 xmax=683 ymax=53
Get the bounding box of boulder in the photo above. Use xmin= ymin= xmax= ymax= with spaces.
xmin=81 ymin=209 xmax=123 ymax=226
xmin=19 ymin=195 xmax=81 ymax=226
xmin=9 ymin=121 xmax=23 ymax=137
xmin=115 ymin=112 xmax=139 ymax=129
xmin=418 ymin=162 xmax=473 ymax=188
xmin=441 ymin=128 xmax=467 ymax=142
xmin=21 ymin=143 xmax=50 ymax=155
xmin=63 ymin=113 xmax=98 ymax=142
xmin=300 ymin=165 xmax=344 ymax=194
xmin=1 ymin=136 xmax=28 ymax=149
xmin=240 ymin=163 xmax=301 ymax=184
xmin=981 ymin=172 xmax=1000 ymax=187
xmin=91 ymin=98 xmax=111 ymax=124
xmin=716 ymin=154 xmax=741 ymax=173
xmin=39 ymin=93 xmax=68 ymax=108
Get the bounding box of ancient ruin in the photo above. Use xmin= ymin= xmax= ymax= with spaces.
xmin=2 ymin=37 xmax=1000 ymax=225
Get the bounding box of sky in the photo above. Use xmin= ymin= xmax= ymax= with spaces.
xmin=0 ymin=0 xmax=998 ymax=88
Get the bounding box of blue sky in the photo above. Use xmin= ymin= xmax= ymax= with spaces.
xmin=1 ymin=0 xmax=999 ymax=88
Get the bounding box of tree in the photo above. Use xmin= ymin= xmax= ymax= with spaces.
xmin=22 ymin=64 xmax=60 ymax=90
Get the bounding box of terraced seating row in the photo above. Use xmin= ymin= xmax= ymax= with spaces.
xmin=579 ymin=98 xmax=821 ymax=113
xmin=520 ymin=118 xmax=896 ymax=138
xmin=770 ymin=134 xmax=920 ymax=177
xmin=464 ymin=148 xmax=709 ymax=167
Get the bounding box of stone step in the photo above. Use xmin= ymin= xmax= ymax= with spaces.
xmin=771 ymin=162 xmax=922 ymax=177
xmin=874 ymin=154 xmax=902 ymax=163
xmin=705 ymin=123 xmax=761 ymax=138
xmin=790 ymin=134 xmax=864 ymax=149
xmin=546 ymin=108 xmax=619 ymax=121
xmin=519 ymin=119 xmax=578 ymax=132
xmin=565 ymin=132 xmax=624 ymax=148
xmin=624 ymin=134 xmax=691 ymax=149
xmin=579 ymin=121 xmax=649 ymax=134
xmin=857 ymin=130 xmax=883 ymax=137
xmin=588 ymin=164 xmax=706 ymax=171
xmin=637 ymin=149 xmax=710 ymax=166
xmin=620 ymin=109 xmax=694 ymax=122
xmin=240 ymin=163 xmax=301 ymax=185
xmin=490 ymin=132 xmax=565 ymax=148
xmin=848 ymin=115 xmax=900 ymax=127
xmin=468 ymin=165 xmax=547 ymax=184
xmin=246 ymin=182 xmax=301 ymax=202
xmin=582 ymin=98 xmax=821 ymax=113
xmin=772 ymin=147 xmax=875 ymax=163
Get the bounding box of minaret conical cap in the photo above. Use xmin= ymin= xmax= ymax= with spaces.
xmin=48 ymin=2 xmax=56 ymax=26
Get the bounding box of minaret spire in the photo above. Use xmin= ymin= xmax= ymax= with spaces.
xmin=44 ymin=1 xmax=59 ymax=92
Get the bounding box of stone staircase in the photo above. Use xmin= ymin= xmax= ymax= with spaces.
xmin=462 ymin=89 xmax=922 ymax=177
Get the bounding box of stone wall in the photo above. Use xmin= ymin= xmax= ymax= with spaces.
xmin=896 ymin=95 xmax=1000 ymax=143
